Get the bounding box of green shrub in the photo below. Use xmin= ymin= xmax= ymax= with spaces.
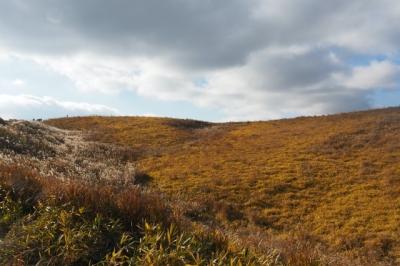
xmin=0 ymin=164 xmax=277 ymax=265
xmin=0 ymin=199 xmax=275 ymax=265
xmin=0 ymin=204 xmax=123 ymax=265
xmin=100 ymin=222 xmax=278 ymax=266
xmin=0 ymin=186 xmax=24 ymax=236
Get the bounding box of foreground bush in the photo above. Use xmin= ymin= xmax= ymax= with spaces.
xmin=0 ymin=164 xmax=273 ymax=265
xmin=1 ymin=204 xmax=123 ymax=265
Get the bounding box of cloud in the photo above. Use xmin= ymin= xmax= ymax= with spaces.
xmin=342 ymin=61 xmax=400 ymax=90
xmin=190 ymin=47 xmax=374 ymax=120
xmin=0 ymin=0 xmax=399 ymax=120
xmin=12 ymin=79 xmax=25 ymax=86
xmin=0 ymin=94 xmax=119 ymax=119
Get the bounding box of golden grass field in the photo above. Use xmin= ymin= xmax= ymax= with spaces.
xmin=47 ymin=107 xmax=400 ymax=262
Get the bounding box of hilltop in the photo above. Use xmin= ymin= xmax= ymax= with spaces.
xmin=0 ymin=107 xmax=399 ymax=265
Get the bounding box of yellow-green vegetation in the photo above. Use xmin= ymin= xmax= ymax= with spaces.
xmin=0 ymin=163 xmax=274 ymax=265
xmin=47 ymin=107 xmax=400 ymax=263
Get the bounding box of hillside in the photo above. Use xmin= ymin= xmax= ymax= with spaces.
xmin=46 ymin=107 xmax=400 ymax=263
xmin=0 ymin=108 xmax=399 ymax=265
xmin=0 ymin=120 xmax=276 ymax=265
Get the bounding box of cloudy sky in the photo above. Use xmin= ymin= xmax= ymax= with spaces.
xmin=0 ymin=0 xmax=400 ymax=121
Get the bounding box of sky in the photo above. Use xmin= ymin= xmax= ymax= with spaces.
xmin=0 ymin=0 xmax=399 ymax=121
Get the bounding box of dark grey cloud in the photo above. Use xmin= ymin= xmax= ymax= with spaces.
xmin=247 ymin=48 xmax=347 ymax=91
xmin=1 ymin=1 xmax=399 ymax=63
xmin=0 ymin=0 xmax=265 ymax=68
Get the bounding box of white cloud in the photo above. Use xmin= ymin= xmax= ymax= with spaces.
xmin=12 ymin=79 xmax=25 ymax=86
xmin=342 ymin=61 xmax=400 ymax=90
xmin=14 ymin=46 xmax=396 ymax=121
xmin=27 ymin=54 xmax=141 ymax=94
xmin=0 ymin=94 xmax=119 ymax=119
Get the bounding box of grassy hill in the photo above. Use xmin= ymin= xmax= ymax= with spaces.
xmin=0 ymin=108 xmax=398 ymax=264
xmin=46 ymin=107 xmax=400 ymax=263
xmin=0 ymin=120 xmax=273 ymax=265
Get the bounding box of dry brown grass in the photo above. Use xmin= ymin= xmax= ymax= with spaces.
xmin=45 ymin=107 xmax=400 ymax=263
xmin=0 ymin=163 xmax=171 ymax=228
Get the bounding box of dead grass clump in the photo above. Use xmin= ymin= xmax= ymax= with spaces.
xmin=79 ymin=143 xmax=140 ymax=163
xmin=48 ymin=182 xmax=169 ymax=227
xmin=218 ymin=203 xmax=245 ymax=222
xmin=0 ymin=125 xmax=56 ymax=158
xmin=0 ymin=163 xmax=171 ymax=228
xmin=364 ymin=237 xmax=395 ymax=261
xmin=181 ymin=198 xmax=245 ymax=227
xmin=165 ymin=119 xmax=212 ymax=130
xmin=0 ymin=164 xmax=43 ymax=209
xmin=132 ymin=170 xmax=153 ymax=186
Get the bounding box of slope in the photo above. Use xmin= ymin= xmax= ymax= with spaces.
xmin=46 ymin=107 xmax=400 ymax=262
